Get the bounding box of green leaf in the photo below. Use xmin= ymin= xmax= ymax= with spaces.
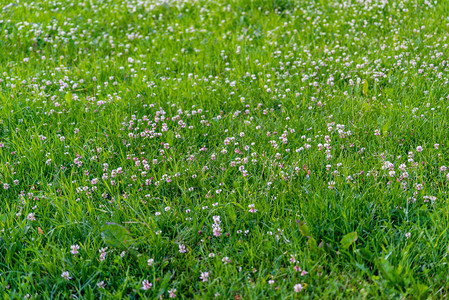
xmin=357 ymin=247 xmax=374 ymax=260
xmin=160 ymin=260 xmax=169 ymax=269
xmin=307 ymin=236 xmax=317 ymax=251
xmin=377 ymin=257 xmax=398 ymax=284
xmin=361 ymin=102 xmax=370 ymax=112
xmin=296 ymin=220 xmax=311 ymax=238
xmin=376 ymin=116 xmax=385 ymax=126
xmin=101 ymin=222 xmax=134 ymax=249
xmin=362 ymin=80 xmax=369 ymax=95
xmin=65 ymin=91 xmax=73 ymax=106
xmin=166 ymin=129 xmax=173 ymax=146
xmin=415 ymin=283 xmax=428 ymax=295
xmin=340 ymin=231 xmax=358 ymax=250
xmin=227 ymin=205 xmax=236 ymax=223
xmin=382 ymin=120 xmax=391 ymax=136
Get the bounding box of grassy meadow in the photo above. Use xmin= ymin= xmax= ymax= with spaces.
xmin=1 ymin=0 xmax=449 ymax=298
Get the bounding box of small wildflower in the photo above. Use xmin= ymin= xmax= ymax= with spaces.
xmin=142 ymin=279 xmax=152 ymax=290
xmin=71 ymin=245 xmax=80 ymax=255
xmin=99 ymin=247 xmax=108 ymax=261
xmin=248 ymin=204 xmax=258 ymax=213
xmin=294 ymin=283 xmax=303 ymax=292
xmin=61 ymin=271 xmax=71 ymax=281
xmin=147 ymin=258 xmax=154 ymax=266
xmin=179 ymin=244 xmax=187 ymax=253
xmin=168 ymin=289 xmax=177 ymax=298
xmin=222 ymin=256 xmax=231 ymax=264
xmin=200 ymin=271 xmax=209 ymax=282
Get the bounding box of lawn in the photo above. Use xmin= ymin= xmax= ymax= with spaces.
xmin=1 ymin=0 xmax=449 ymax=298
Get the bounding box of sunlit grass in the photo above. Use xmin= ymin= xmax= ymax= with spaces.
xmin=1 ymin=0 xmax=449 ymax=298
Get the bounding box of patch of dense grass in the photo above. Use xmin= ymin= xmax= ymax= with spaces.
xmin=1 ymin=0 xmax=449 ymax=298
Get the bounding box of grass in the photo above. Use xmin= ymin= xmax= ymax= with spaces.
xmin=1 ymin=0 xmax=449 ymax=298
